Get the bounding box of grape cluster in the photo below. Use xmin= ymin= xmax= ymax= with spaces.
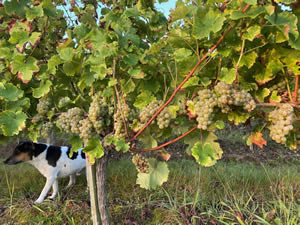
xmin=156 ymin=107 xmax=171 ymax=129
xmin=114 ymin=104 xmax=129 ymax=139
xmin=32 ymin=114 xmax=43 ymax=123
xmin=193 ymin=89 xmax=217 ymax=130
xmin=177 ymin=99 xmax=187 ymax=115
xmin=31 ymin=96 xmax=52 ymax=123
xmin=270 ymin=80 xmax=285 ymax=92
xmin=269 ymin=104 xmax=295 ymax=144
xmin=132 ymin=154 xmax=150 ymax=173
xmin=37 ymin=95 xmax=51 ymax=115
xmin=139 ymin=100 xmax=162 ymax=123
xmin=79 ymin=118 xmax=94 ymax=143
xmin=56 ymin=107 xmax=83 ymax=134
xmin=88 ymin=93 xmax=106 ymax=134
xmin=40 ymin=122 xmax=54 ymax=138
xmin=214 ymin=82 xmax=256 ymax=113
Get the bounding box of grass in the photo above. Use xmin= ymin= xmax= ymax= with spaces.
xmin=0 ymin=159 xmax=299 ymax=225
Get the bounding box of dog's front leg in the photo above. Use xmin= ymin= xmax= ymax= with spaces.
xmin=34 ymin=176 xmax=56 ymax=204
xmin=48 ymin=179 xmax=58 ymax=200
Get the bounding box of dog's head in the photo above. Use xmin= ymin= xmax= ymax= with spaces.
xmin=4 ymin=142 xmax=34 ymax=165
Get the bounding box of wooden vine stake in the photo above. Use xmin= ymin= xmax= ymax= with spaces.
xmin=86 ymin=160 xmax=101 ymax=224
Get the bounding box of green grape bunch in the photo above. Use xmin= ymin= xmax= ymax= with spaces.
xmin=113 ymin=104 xmax=129 ymax=139
xmin=31 ymin=95 xmax=52 ymax=123
xmin=193 ymin=89 xmax=217 ymax=130
xmin=132 ymin=154 xmax=150 ymax=173
xmin=214 ymin=82 xmax=256 ymax=113
xmin=269 ymin=104 xmax=295 ymax=144
xmin=37 ymin=95 xmax=51 ymax=115
xmin=56 ymin=107 xmax=83 ymax=134
xmin=79 ymin=118 xmax=94 ymax=144
xmin=156 ymin=107 xmax=171 ymax=129
xmin=269 ymin=80 xmax=286 ymax=93
xmin=139 ymin=100 xmax=162 ymax=124
xmin=40 ymin=122 xmax=54 ymax=138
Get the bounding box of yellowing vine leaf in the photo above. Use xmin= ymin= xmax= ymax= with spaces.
xmin=136 ymin=158 xmax=169 ymax=190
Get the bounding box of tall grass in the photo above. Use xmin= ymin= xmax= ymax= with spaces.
xmin=0 ymin=159 xmax=299 ymax=224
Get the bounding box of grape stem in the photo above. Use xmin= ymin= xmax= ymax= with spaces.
xmin=293 ymin=75 xmax=299 ymax=103
xmin=130 ymin=126 xmax=198 ymax=153
xmin=112 ymin=59 xmax=129 ymax=138
xmin=257 ymin=102 xmax=300 ymax=109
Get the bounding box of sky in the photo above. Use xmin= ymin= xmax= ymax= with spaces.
xmin=155 ymin=1 xmax=176 ymax=17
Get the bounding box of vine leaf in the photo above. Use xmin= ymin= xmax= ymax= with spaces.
xmin=136 ymin=158 xmax=169 ymax=190
xmin=270 ymin=91 xmax=281 ymax=103
xmin=0 ymin=83 xmax=23 ymax=101
xmin=0 ymin=111 xmax=27 ymax=136
xmin=228 ymin=112 xmax=250 ymax=125
xmin=239 ymin=51 xmax=257 ymax=69
xmin=256 ymin=88 xmax=270 ymax=102
xmin=32 ymin=80 xmax=52 ymax=98
xmin=83 ymin=138 xmax=104 ymax=165
xmin=69 ymin=135 xmax=83 ymax=153
xmin=26 ymin=4 xmax=44 ymax=21
xmin=133 ymin=91 xmax=156 ymax=109
xmin=193 ymin=8 xmax=225 ymax=40
xmin=105 ymin=135 xmax=130 ymax=152
xmin=243 ymin=25 xmax=261 ymax=41
xmin=186 ymin=100 xmax=196 ymax=119
xmin=250 ymin=132 xmax=267 ymax=148
xmin=266 ymin=12 xmax=299 ymax=46
xmin=231 ymin=6 xmax=265 ymax=20
xmin=192 ymin=132 xmax=223 ymax=167
xmin=11 ymin=55 xmax=39 ymax=83
xmin=174 ymin=48 xmax=192 ymax=62
xmin=219 ymin=68 xmax=235 ymax=84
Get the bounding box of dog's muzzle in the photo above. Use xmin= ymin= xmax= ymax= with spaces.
xmin=3 ymin=158 xmax=22 ymax=165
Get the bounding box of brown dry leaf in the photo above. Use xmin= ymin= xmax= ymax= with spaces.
xmin=159 ymin=151 xmax=171 ymax=161
xmin=251 ymin=132 xmax=267 ymax=148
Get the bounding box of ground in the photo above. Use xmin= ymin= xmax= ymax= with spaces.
xmin=0 ymin=126 xmax=299 ymax=224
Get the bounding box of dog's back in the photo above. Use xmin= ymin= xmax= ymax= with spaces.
xmin=29 ymin=144 xmax=86 ymax=178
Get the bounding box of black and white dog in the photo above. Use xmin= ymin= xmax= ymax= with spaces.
xmin=4 ymin=142 xmax=86 ymax=204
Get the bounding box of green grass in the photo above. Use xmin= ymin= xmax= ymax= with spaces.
xmin=0 ymin=159 xmax=299 ymax=224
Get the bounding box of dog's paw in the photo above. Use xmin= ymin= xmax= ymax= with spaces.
xmin=33 ymin=199 xmax=43 ymax=205
xmin=48 ymin=195 xmax=56 ymax=200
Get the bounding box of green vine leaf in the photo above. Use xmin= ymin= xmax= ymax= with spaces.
xmin=256 ymin=88 xmax=270 ymax=102
xmin=243 ymin=25 xmax=261 ymax=41
xmin=136 ymin=158 xmax=169 ymax=190
xmin=219 ymin=68 xmax=236 ymax=84
xmin=11 ymin=55 xmax=39 ymax=83
xmin=83 ymin=138 xmax=104 ymax=165
xmin=25 ymin=4 xmax=44 ymax=21
xmin=191 ymin=132 xmax=223 ymax=167
xmin=32 ymin=80 xmax=52 ymax=98
xmin=193 ymin=8 xmax=225 ymax=40
xmin=69 ymin=135 xmax=83 ymax=153
xmin=0 ymin=82 xmax=23 ymax=101
xmin=270 ymin=91 xmax=281 ymax=103
xmin=0 ymin=111 xmax=27 ymax=136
